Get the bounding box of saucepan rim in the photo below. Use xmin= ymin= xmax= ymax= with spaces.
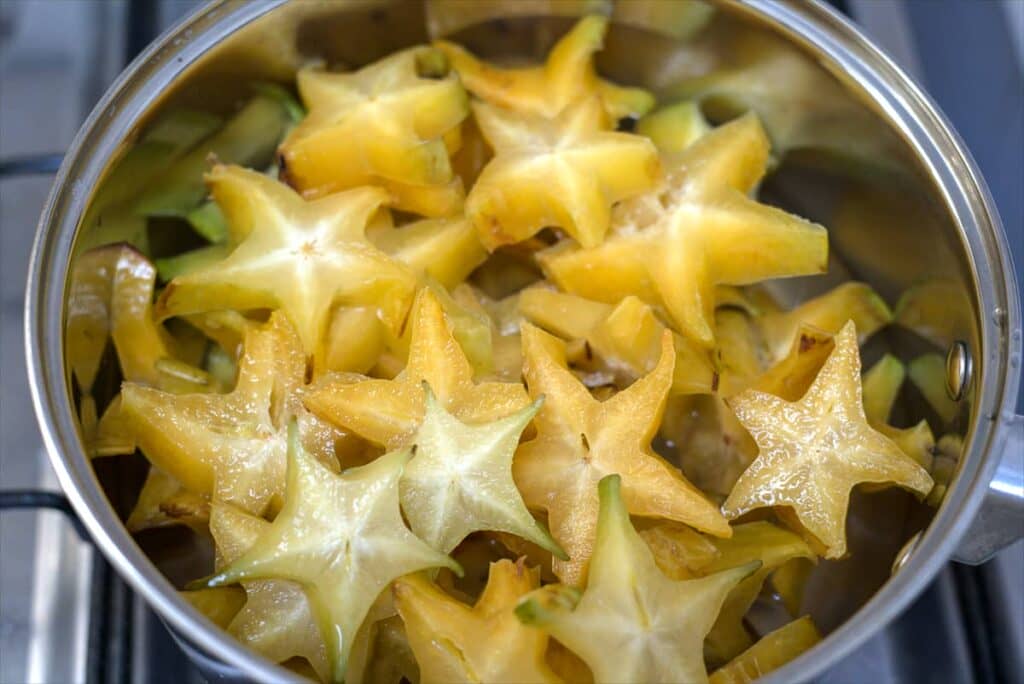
xmin=24 ymin=0 xmax=1020 ymax=682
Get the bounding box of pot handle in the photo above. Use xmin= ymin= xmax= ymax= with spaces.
xmin=952 ymin=413 xmax=1024 ymax=565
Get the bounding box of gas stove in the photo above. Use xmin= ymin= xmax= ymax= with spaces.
xmin=0 ymin=1 xmax=1020 ymax=683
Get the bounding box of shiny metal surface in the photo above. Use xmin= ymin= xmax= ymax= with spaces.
xmin=23 ymin=1 xmax=1022 ymax=682
xmin=946 ymin=340 xmax=973 ymax=401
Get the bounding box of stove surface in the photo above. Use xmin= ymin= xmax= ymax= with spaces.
xmin=0 ymin=1 xmax=1020 ymax=683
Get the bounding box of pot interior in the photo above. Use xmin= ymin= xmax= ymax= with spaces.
xmin=66 ymin=0 xmax=980 ymax=663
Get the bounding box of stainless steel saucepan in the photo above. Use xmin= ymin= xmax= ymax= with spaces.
xmin=25 ymin=1 xmax=1022 ymax=681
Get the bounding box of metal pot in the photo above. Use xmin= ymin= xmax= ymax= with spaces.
xmin=25 ymin=0 xmax=1022 ymax=682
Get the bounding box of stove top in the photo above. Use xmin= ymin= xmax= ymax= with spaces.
xmin=0 ymin=1 xmax=1020 ymax=683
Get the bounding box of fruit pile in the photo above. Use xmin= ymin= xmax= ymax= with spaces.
xmin=69 ymin=14 xmax=960 ymax=684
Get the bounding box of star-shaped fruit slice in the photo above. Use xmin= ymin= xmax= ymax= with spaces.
xmin=539 ymin=113 xmax=828 ymax=347
xmin=67 ymin=245 xmax=212 ymax=412
xmin=304 ymin=289 xmax=529 ymax=450
xmin=208 ymin=503 xmax=328 ymax=681
xmin=370 ymin=215 xmax=487 ymax=290
xmin=155 ymin=165 xmax=418 ymax=365
xmin=513 ymin=323 xmax=729 ymax=585
xmin=516 ymin=475 xmax=758 ymax=684
xmin=862 ymin=354 xmax=936 ymax=471
xmin=394 ymin=559 xmax=560 ymax=684
xmin=723 ymin=321 xmax=934 ymax=558
xmin=110 ymin=313 xmax=350 ymax=516
xmin=758 ymin=282 xmax=891 ymax=363
xmin=206 ymin=422 xmax=460 ymax=683
xmin=435 ymin=15 xmax=654 ymax=121
xmin=466 ymin=97 xmax=659 ymax=249
xmin=708 ymin=616 xmax=821 ymax=684
xmin=518 ymin=288 xmax=717 ymax=394
xmin=279 ymin=46 xmax=469 ymax=217
xmin=401 ymin=384 xmax=563 ymax=556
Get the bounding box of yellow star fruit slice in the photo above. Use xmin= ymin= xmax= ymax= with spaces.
xmin=206 ymin=422 xmax=460 ymax=684
xmin=370 ymin=215 xmax=487 ymax=290
xmin=125 ymin=467 xmax=209 ymax=533
xmin=467 ymin=97 xmax=659 ymax=249
xmin=758 ymin=282 xmax=892 ymax=363
xmin=66 ymin=245 xmax=212 ymax=414
xmin=638 ymin=521 xmax=720 ymax=581
xmin=518 ymin=288 xmax=717 ymax=394
xmin=401 ymin=384 xmax=564 ymax=557
xmin=908 ymin=353 xmax=961 ymax=424
xmin=208 ymin=503 xmax=329 ymax=681
xmin=723 ymin=321 xmax=934 ymax=558
xmin=395 ymin=559 xmax=561 ymax=684
xmin=513 ymin=323 xmax=730 ymax=585
xmin=181 ymin=587 xmax=247 ymax=629
xmin=516 ymin=475 xmax=758 ymax=684
xmin=862 ymin=354 xmax=936 ymax=471
xmin=155 ymin=165 xmax=418 ymax=365
xmin=699 ymin=522 xmax=815 ymax=665
xmin=539 ymin=113 xmax=828 ymax=346
xmin=435 ymin=15 xmax=654 ymax=121
xmin=636 ymin=101 xmax=711 ymax=154
xmin=708 ymin=616 xmax=822 ymax=684
xmin=304 ymin=289 xmax=529 ymax=450
xmin=279 ymin=46 xmax=469 ymax=217
xmin=111 ymin=313 xmax=350 ymax=516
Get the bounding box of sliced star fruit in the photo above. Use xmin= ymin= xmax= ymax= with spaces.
xmin=77 ymin=107 xmax=223 ymax=254
xmin=206 ymin=422 xmax=461 ymax=684
xmin=125 ymin=467 xmax=210 ymax=533
xmin=135 ymin=93 xmax=295 ymax=218
xmin=155 ymin=164 xmax=418 ymax=366
xmin=450 ymin=113 xmax=493 ymax=189
xmin=209 ymin=503 xmax=329 ymax=681
xmin=758 ymin=282 xmax=891 ymax=363
xmin=894 ymin=278 xmax=974 ymax=349
xmin=908 ymin=353 xmax=960 ymax=424
xmin=181 ymin=587 xmax=247 ymax=629
xmin=638 ymin=520 xmax=720 ymax=581
xmin=518 ymin=288 xmax=717 ymax=394
xmin=467 ymin=97 xmax=659 ymax=249
xmin=516 ymin=475 xmax=758 ymax=684
xmin=452 ymin=285 xmax=526 ymax=382
xmin=369 ymin=215 xmax=487 ymax=290
xmin=401 ymin=384 xmax=564 ymax=557
xmin=280 ymin=46 xmax=468 ymax=217
xmin=346 ymin=614 xmax=419 ymax=684
xmin=699 ymin=522 xmax=815 ymax=666
xmin=539 ymin=113 xmax=828 ymax=347
xmin=395 ymin=559 xmax=561 ymax=684
xmin=304 ymin=288 xmax=529 ymax=450
xmin=723 ymin=321 xmax=934 ymax=558
xmin=106 ymin=313 xmax=352 ymax=516
xmin=708 ymin=615 xmax=821 ymax=684
xmin=513 ymin=323 xmax=729 ymax=585
xmin=436 ymin=15 xmax=654 ymax=121
xmin=636 ymin=100 xmax=711 ymax=154
xmin=66 ymin=245 xmax=213 ymax=401
xmin=862 ymin=354 xmax=936 ymax=471
xmin=770 ymin=558 xmax=815 ymax=618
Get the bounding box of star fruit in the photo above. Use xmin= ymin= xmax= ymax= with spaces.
xmin=279 ymin=46 xmax=469 ymax=217
xmin=109 ymin=313 xmax=351 ymax=516
xmin=401 ymin=384 xmax=564 ymax=557
xmin=155 ymin=165 xmax=418 ymax=366
xmin=723 ymin=321 xmax=934 ymax=558
xmin=304 ymin=289 xmax=529 ymax=450
xmin=512 ymin=323 xmax=730 ymax=585
xmin=208 ymin=503 xmax=329 ymax=681
xmin=394 ymin=559 xmax=561 ymax=684
xmin=516 ymin=475 xmax=758 ymax=684
xmin=518 ymin=288 xmax=717 ymax=394
xmin=206 ymin=422 xmax=460 ymax=684
xmin=708 ymin=616 xmax=821 ymax=684
xmin=466 ymin=96 xmax=659 ymax=249
xmin=539 ymin=113 xmax=828 ymax=347
xmin=862 ymin=354 xmax=936 ymax=471
xmin=435 ymin=15 xmax=654 ymax=121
